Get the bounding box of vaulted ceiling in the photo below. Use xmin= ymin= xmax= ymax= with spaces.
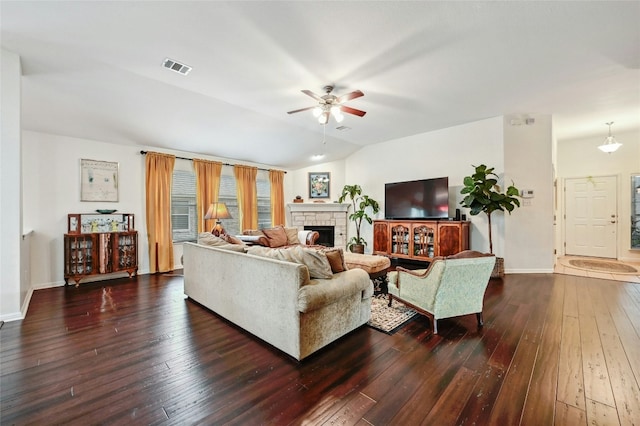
xmin=2 ymin=1 xmax=639 ymax=169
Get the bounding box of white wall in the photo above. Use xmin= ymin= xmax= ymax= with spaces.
xmin=504 ymin=115 xmax=555 ymax=272
xmin=0 ymin=49 xmax=24 ymax=320
xmin=557 ymin=128 xmax=640 ymax=262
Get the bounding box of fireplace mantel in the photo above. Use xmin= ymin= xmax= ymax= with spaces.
xmin=287 ymin=203 xmax=349 ymax=213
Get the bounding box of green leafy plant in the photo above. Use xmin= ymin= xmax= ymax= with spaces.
xmin=460 ymin=164 xmax=520 ymax=254
xmin=338 ymin=184 xmax=380 ymax=251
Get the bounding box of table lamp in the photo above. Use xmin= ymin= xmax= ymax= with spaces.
xmin=204 ymin=202 xmax=232 ymax=236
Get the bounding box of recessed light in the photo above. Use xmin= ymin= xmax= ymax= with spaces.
xmin=162 ymin=58 xmax=192 ymax=75
xmin=311 ymin=154 xmax=325 ymax=161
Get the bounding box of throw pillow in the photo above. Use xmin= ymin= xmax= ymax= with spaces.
xmin=283 ymin=227 xmax=301 ymax=245
xmin=197 ymin=232 xmax=246 ymax=253
xmin=261 ymin=226 xmax=288 ymax=248
xmin=323 ymin=247 xmax=347 ymax=273
xmin=247 ymin=245 xmax=333 ymax=279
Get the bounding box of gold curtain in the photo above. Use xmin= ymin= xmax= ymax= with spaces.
xmin=233 ymin=165 xmax=258 ymax=230
xmin=145 ymin=152 xmax=176 ymax=273
xmin=193 ymin=159 xmax=223 ymax=233
xmin=269 ymin=169 xmax=285 ymax=226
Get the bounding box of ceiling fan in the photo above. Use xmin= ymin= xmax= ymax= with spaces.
xmin=287 ymin=85 xmax=366 ymax=125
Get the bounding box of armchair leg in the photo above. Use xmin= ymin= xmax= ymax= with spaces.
xmin=387 ymin=295 xmax=393 ymax=307
xmin=476 ymin=312 xmax=484 ymax=327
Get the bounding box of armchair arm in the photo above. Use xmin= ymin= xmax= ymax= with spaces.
xmin=391 ymin=260 xmax=446 ymax=310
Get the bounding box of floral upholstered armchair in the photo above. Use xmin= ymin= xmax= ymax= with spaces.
xmin=387 ymin=250 xmax=496 ymax=334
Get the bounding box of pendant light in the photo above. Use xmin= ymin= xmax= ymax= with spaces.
xmin=598 ymin=122 xmax=622 ymax=153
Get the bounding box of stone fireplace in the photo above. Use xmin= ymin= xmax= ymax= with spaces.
xmin=287 ymin=203 xmax=349 ymax=248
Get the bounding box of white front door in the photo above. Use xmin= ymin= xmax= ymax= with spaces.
xmin=565 ymin=176 xmax=617 ymax=258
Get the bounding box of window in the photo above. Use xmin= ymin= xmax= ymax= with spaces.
xmin=257 ymin=171 xmax=272 ymax=228
xmin=171 ymin=168 xmax=197 ymax=242
xmin=170 ymin=162 xmax=272 ymax=240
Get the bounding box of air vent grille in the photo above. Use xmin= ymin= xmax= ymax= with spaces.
xmin=162 ymin=58 xmax=192 ymax=75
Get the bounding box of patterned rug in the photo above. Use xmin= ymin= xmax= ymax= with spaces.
xmin=568 ymin=259 xmax=638 ymax=274
xmin=367 ymin=294 xmax=418 ymax=334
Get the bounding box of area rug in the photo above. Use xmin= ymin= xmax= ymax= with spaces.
xmin=567 ymin=259 xmax=638 ymax=274
xmin=367 ymin=294 xmax=418 ymax=334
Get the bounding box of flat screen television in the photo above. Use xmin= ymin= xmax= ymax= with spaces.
xmin=385 ymin=177 xmax=449 ymax=220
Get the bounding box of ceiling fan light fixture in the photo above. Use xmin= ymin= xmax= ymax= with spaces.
xmin=312 ymin=106 xmax=322 ymax=118
xmin=318 ymin=111 xmax=329 ymax=125
xmin=330 ymin=106 xmax=344 ymax=123
xmin=598 ymin=122 xmax=622 ymax=153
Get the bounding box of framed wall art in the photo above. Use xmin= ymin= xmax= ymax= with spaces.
xmin=80 ymin=159 xmax=119 ymax=202
xmin=309 ymin=172 xmax=330 ymax=199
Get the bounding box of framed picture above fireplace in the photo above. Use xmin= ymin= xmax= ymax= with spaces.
xmin=309 ymin=172 xmax=330 ymax=199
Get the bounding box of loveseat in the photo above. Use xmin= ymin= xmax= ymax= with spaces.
xmin=182 ymin=241 xmax=373 ymax=361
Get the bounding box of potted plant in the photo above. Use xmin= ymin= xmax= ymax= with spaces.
xmin=338 ymin=184 xmax=380 ymax=253
xmin=460 ymin=164 xmax=520 ymax=276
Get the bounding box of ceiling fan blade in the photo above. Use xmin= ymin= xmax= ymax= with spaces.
xmin=301 ymin=90 xmax=323 ymax=101
xmin=337 ymin=90 xmax=364 ymax=103
xmin=287 ymin=106 xmax=316 ymax=115
xmin=340 ymin=105 xmax=367 ymax=117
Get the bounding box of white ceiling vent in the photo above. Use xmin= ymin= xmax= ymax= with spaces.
xmin=162 ymin=58 xmax=192 ymax=75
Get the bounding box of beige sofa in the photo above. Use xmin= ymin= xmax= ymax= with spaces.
xmin=182 ymin=242 xmax=373 ymax=361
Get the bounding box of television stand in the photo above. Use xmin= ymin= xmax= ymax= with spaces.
xmin=373 ymin=219 xmax=469 ymax=261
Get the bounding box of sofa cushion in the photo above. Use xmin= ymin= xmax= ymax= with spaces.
xmin=261 ymin=226 xmax=289 ymax=248
xmin=247 ymin=245 xmax=333 ymax=279
xmin=197 ymin=233 xmax=246 ymax=253
xmin=297 ymin=268 xmax=371 ymax=313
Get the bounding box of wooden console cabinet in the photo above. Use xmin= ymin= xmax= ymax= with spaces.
xmin=373 ymin=219 xmax=469 ymax=261
xmin=64 ymin=213 xmax=138 ymax=286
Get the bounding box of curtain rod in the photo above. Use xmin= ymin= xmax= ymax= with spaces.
xmin=139 ymin=150 xmax=286 ymax=173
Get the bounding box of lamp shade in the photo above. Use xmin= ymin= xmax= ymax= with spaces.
xmin=204 ymin=202 xmax=232 ymax=220
xmin=598 ymin=122 xmax=622 ymax=153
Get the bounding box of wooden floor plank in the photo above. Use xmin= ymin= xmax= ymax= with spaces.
xmin=598 ymin=326 xmax=640 ymax=426
xmin=557 ymin=315 xmax=586 ymax=410
xmin=586 ymin=398 xmax=621 ymax=426
xmin=555 ymin=401 xmax=587 ymax=426
xmin=580 ymin=314 xmax=617 ymax=407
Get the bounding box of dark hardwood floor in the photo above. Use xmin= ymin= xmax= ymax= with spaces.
xmin=1 ymin=271 xmax=639 ymax=425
